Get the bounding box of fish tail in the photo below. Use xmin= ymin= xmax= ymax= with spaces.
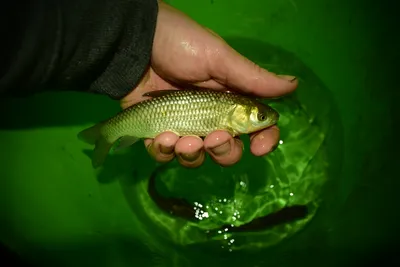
xmin=78 ymin=122 xmax=114 ymax=168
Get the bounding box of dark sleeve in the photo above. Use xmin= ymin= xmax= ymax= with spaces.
xmin=0 ymin=0 xmax=158 ymax=100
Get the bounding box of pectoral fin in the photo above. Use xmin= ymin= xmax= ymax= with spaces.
xmin=114 ymin=136 xmax=139 ymax=151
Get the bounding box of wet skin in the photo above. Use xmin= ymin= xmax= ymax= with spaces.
xmin=120 ymin=1 xmax=298 ymax=168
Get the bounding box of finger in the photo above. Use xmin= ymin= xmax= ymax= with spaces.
xmin=144 ymin=132 xmax=179 ymax=163
xmin=204 ymin=130 xmax=243 ymax=167
xmin=209 ymin=44 xmax=298 ymax=98
xmin=192 ymin=80 xmax=227 ymax=90
xmin=249 ymin=126 xmax=280 ymax=156
xmin=175 ymin=136 xmax=205 ymax=168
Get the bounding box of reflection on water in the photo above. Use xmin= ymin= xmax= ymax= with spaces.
xmin=117 ymin=37 xmax=343 ymax=264
xmin=147 ymin=163 xmax=310 ymax=230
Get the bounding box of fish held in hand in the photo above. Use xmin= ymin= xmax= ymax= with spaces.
xmin=78 ymin=89 xmax=280 ymax=168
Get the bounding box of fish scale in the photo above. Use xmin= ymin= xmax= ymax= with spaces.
xmin=78 ymin=89 xmax=279 ymax=168
xmin=106 ymin=90 xmax=237 ymax=139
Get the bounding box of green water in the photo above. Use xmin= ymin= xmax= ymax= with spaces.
xmin=118 ymin=38 xmax=342 ymax=254
xmin=0 ymin=0 xmax=398 ymax=266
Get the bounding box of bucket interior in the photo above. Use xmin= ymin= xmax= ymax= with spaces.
xmin=0 ymin=0 xmax=398 ymax=266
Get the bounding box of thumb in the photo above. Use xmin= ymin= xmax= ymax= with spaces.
xmin=210 ymin=44 xmax=298 ymax=97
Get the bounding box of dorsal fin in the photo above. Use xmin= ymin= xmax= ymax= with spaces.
xmin=142 ymin=89 xmax=180 ymax=98
xmin=142 ymin=88 xmax=248 ymax=99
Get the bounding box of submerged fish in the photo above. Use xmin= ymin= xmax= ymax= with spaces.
xmin=208 ymin=205 xmax=308 ymax=236
xmin=147 ymin=164 xmax=197 ymax=221
xmin=78 ymin=89 xmax=280 ymax=168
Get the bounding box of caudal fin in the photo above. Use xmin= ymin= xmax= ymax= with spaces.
xmin=77 ymin=123 xmax=114 ymax=168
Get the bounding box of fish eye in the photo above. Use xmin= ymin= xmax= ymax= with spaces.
xmin=257 ymin=112 xmax=267 ymax=121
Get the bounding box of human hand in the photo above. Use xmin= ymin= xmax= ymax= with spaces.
xmin=120 ymin=1 xmax=298 ymax=168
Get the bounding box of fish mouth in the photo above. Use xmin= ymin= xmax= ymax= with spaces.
xmin=274 ymin=111 xmax=280 ymax=122
xmin=270 ymin=108 xmax=280 ymax=124
xmin=264 ymin=111 xmax=279 ymax=127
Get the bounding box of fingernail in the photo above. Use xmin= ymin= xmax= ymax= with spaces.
xmin=180 ymin=150 xmax=201 ymax=162
xmin=238 ymin=140 xmax=245 ymax=151
xmin=160 ymin=144 xmax=174 ymax=155
xmin=278 ymin=75 xmax=297 ymax=82
xmin=210 ymin=141 xmax=231 ymax=156
xmin=270 ymin=143 xmax=279 ymax=153
xmin=146 ymin=142 xmax=153 ymax=152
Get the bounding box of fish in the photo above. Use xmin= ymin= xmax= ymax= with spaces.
xmin=208 ymin=205 xmax=309 ymax=236
xmin=78 ymin=89 xmax=280 ymax=168
xmin=147 ymin=164 xmax=197 ymax=221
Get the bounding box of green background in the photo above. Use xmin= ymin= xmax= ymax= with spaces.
xmin=0 ymin=0 xmax=398 ymax=266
